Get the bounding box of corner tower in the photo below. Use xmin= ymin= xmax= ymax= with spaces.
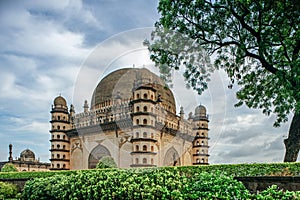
xmin=50 ymin=96 xmax=71 ymax=170
xmin=192 ymin=105 xmax=209 ymax=165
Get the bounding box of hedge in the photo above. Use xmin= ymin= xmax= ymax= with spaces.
xmin=1 ymin=162 xmax=300 ymax=180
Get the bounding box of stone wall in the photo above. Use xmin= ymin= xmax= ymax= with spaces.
xmin=235 ymin=176 xmax=300 ymax=193
xmin=0 ymin=178 xmax=29 ymax=192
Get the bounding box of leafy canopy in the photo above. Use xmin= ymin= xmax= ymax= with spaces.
xmin=146 ymin=0 xmax=300 ymax=126
xmin=96 ymin=156 xmax=117 ymax=169
xmin=1 ymin=163 xmax=18 ymax=172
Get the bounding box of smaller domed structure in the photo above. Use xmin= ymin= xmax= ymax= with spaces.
xmin=54 ymin=96 xmax=67 ymax=107
xmin=195 ymin=105 xmax=206 ymax=117
xmin=20 ymin=149 xmax=35 ymax=162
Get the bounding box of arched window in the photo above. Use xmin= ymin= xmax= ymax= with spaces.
xmin=143 ymin=145 xmax=147 ymax=151
xmin=57 ymin=164 xmax=60 ymax=168
xmin=63 ymin=164 xmax=66 ymax=168
xmin=196 ymin=132 xmax=199 ymax=136
xmin=136 ymin=93 xmax=140 ymax=99
xmin=136 ymin=132 xmax=139 ymax=138
xmin=136 ymin=119 xmax=139 ymax=125
xmin=63 ymin=135 xmax=66 ymax=140
xmin=58 ymin=116 xmax=61 ymax=120
xmin=57 ymin=144 xmax=60 ymax=149
xmin=196 ymin=150 xmax=199 ymax=154
xmin=63 ymin=155 xmax=66 ymax=159
xmin=136 ymin=106 xmax=140 ymax=112
xmin=52 ymin=154 xmax=54 ymax=158
xmin=57 ymin=154 xmax=60 ymax=158
xmin=52 ymin=145 xmax=54 ymax=149
xmin=151 ymin=146 xmax=154 ymax=151
xmin=196 ymin=159 xmax=200 ymax=163
xmin=136 ymin=145 xmax=139 ymax=151
xmin=57 ymin=125 xmax=60 ymax=130
xmin=143 ymin=158 xmax=147 ymax=164
xmin=143 ymin=93 xmax=148 ymax=99
xmin=202 ymin=132 xmax=204 ymax=136
xmin=57 ymin=135 xmax=60 ymax=139
xmin=196 ymin=141 xmax=199 ymax=145
xmin=151 ymin=95 xmax=154 ymax=100
xmin=151 ymin=133 xmax=154 ymax=138
xmin=143 ymin=106 xmax=147 ymax=112
xmin=143 ymin=119 xmax=147 ymax=125
xmin=201 ymin=141 xmax=204 ymax=145
xmin=63 ymin=126 xmax=65 ymax=130
xmin=151 ymin=158 xmax=154 ymax=165
xmin=143 ymin=132 xmax=147 ymax=138
xmin=63 ymin=145 xmax=66 ymax=149
xmin=201 ymin=159 xmax=205 ymax=163
xmin=136 ymin=158 xmax=139 ymax=164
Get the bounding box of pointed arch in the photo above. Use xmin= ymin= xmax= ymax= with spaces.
xmin=163 ymin=147 xmax=180 ymax=166
xmin=88 ymin=144 xmax=111 ymax=169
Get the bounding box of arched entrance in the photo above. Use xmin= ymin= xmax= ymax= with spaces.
xmin=163 ymin=147 xmax=180 ymax=166
xmin=88 ymin=144 xmax=111 ymax=169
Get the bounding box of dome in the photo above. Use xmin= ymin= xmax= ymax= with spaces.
xmin=20 ymin=149 xmax=35 ymax=161
xmin=54 ymin=96 xmax=67 ymax=107
xmin=195 ymin=105 xmax=206 ymax=117
xmin=91 ymin=68 xmax=176 ymax=113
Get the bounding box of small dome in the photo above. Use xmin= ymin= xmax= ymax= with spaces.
xmin=195 ymin=105 xmax=206 ymax=117
xmin=54 ymin=96 xmax=67 ymax=107
xmin=20 ymin=149 xmax=35 ymax=160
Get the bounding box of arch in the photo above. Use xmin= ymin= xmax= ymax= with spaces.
xmin=136 ymin=106 xmax=140 ymax=112
xmin=88 ymin=144 xmax=111 ymax=169
xmin=136 ymin=158 xmax=139 ymax=164
xmin=143 ymin=106 xmax=147 ymax=112
xmin=143 ymin=145 xmax=147 ymax=151
xmin=143 ymin=93 xmax=148 ymax=99
xmin=143 ymin=132 xmax=147 ymax=138
xmin=143 ymin=119 xmax=147 ymax=125
xmin=163 ymin=147 xmax=180 ymax=166
xmin=143 ymin=158 xmax=147 ymax=164
xmin=136 ymin=145 xmax=139 ymax=151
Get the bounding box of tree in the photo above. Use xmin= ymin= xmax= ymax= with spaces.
xmin=1 ymin=163 xmax=18 ymax=172
xmin=146 ymin=0 xmax=300 ymax=161
xmin=96 ymin=156 xmax=117 ymax=169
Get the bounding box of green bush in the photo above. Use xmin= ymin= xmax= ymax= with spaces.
xmin=22 ymin=169 xmax=251 ymax=199
xmin=22 ymin=167 xmax=300 ymax=200
xmin=255 ymin=185 xmax=300 ymax=200
xmin=1 ymin=163 xmax=18 ymax=172
xmin=96 ymin=156 xmax=117 ymax=169
xmin=0 ymin=181 xmax=18 ymax=199
xmin=2 ymin=162 xmax=300 ymax=180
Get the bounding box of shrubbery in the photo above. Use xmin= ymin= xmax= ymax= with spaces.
xmin=0 ymin=181 xmax=18 ymax=199
xmin=96 ymin=156 xmax=117 ymax=169
xmin=22 ymin=169 xmax=251 ymax=199
xmin=1 ymin=163 xmax=18 ymax=172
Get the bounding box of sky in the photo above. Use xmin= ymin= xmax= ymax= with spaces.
xmin=0 ymin=0 xmax=294 ymax=164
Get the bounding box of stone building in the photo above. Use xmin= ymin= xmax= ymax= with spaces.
xmin=0 ymin=144 xmax=50 ymax=172
xmin=49 ymin=68 xmax=209 ymax=170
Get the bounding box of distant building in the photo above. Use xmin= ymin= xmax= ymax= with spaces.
xmin=50 ymin=68 xmax=209 ymax=170
xmin=0 ymin=144 xmax=50 ymax=172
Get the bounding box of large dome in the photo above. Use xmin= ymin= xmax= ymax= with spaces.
xmin=91 ymin=68 xmax=176 ymax=113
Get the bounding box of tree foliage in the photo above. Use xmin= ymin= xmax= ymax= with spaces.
xmin=96 ymin=156 xmax=117 ymax=169
xmin=0 ymin=181 xmax=18 ymax=199
xmin=146 ymin=0 xmax=300 ymax=127
xmin=1 ymin=163 xmax=18 ymax=172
